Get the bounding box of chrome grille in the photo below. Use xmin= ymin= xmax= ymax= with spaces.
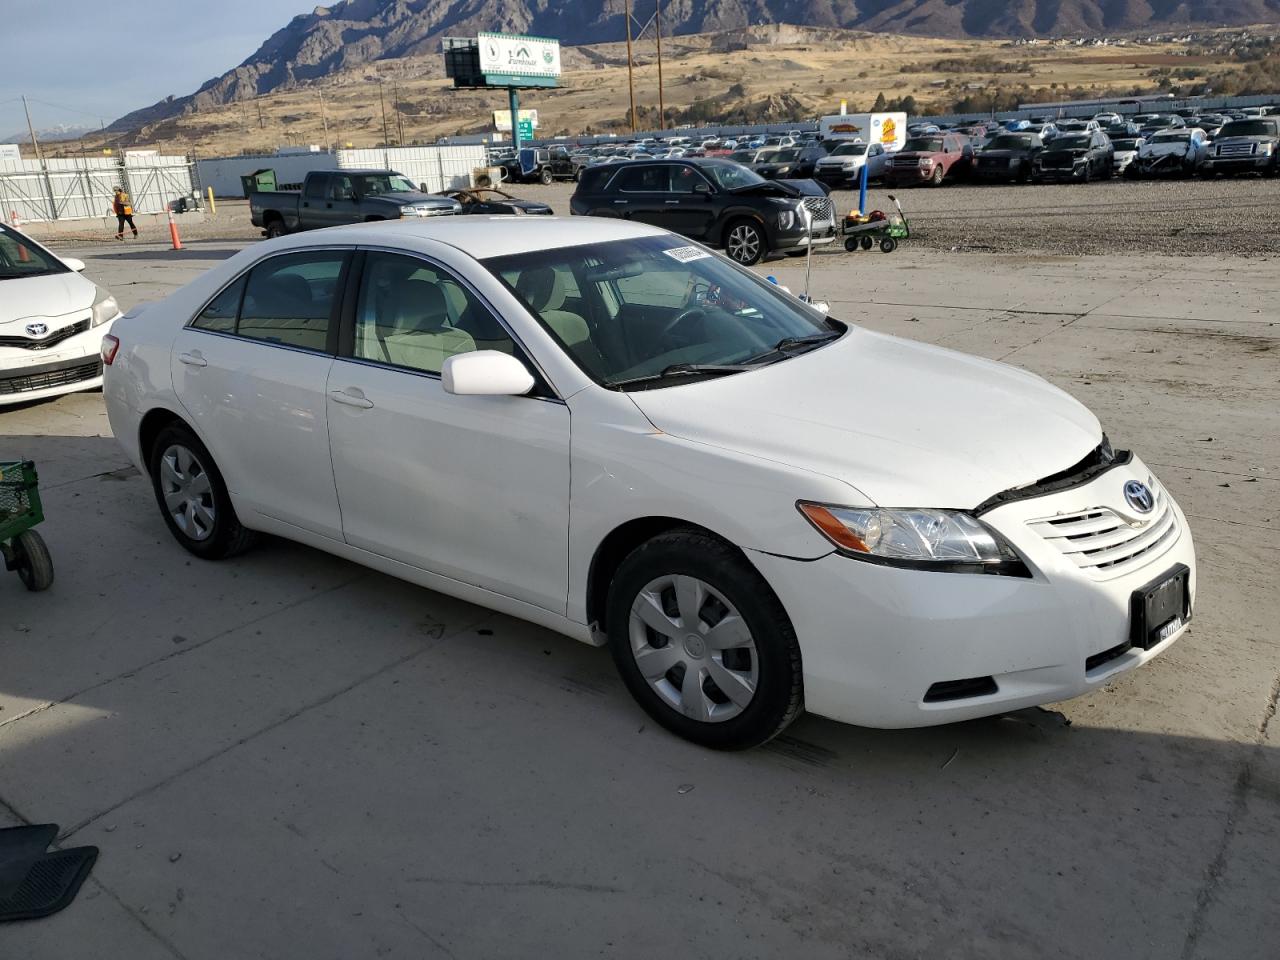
xmin=1027 ymin=484 xmax=1178 ymax=578
xmin=1217 ymin=142 xmax=1256 ymax=157
xmin=802 ymin=196 xmax=834 ymax=226
xmin=0 ymin=319 xmax=91 ymax=351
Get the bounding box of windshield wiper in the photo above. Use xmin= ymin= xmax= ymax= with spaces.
xmin=770 ymin=332 xmax=842 ymax=353
xmin=610 ymin=362 xmax=755 ymax=390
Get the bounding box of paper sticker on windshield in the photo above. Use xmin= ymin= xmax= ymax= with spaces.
xmin=662 ymin=245 xmax=711 ymax=263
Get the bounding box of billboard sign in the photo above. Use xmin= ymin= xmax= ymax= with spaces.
xmin=479 ymin=32 xmax=561 ymax=79
xmin=492 ymin=109 xmax=540 ymax=132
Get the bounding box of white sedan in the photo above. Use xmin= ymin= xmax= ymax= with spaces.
xmin=1 ymin=222 xmax=121 ymax=405
xmin=103 ymin=218 xmax=1196 ymax=749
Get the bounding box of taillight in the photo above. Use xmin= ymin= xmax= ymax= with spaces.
xmin=101 ymin=334 xmax=120 ymax=365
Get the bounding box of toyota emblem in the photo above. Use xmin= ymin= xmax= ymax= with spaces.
xmin=1124 ymin=480 xmax=1155 ymax=513
xmin=25 ymin=323 xmax=49 ymax=337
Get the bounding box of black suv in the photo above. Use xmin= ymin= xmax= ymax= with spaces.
xmin=1033 ymin=132 xmax=1114 ymax=183
xmin=570 ymin=158 xmax=835 ymax=266
xmin=973 ymin=133 xmax=1043 ymax=183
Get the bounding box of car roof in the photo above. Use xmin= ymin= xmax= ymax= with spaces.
xmin=272 ymin=216 xmax=669 ymax=260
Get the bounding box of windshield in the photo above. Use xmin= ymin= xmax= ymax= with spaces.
xmin=1051 ymin=136 xmax=1091 ymax=150
xmin=988 ymin=136 xmax=1035 ymax=150
xmin=773 ymin=149 xmax=801 ymax=162
xmin=1112 ymin=139 xmax=1140 ymax=150
xmin=484 ymin=235 xmax=836 ymax=389
xmin=831 ymin=143 xmax=868 ymax=156
xmin=0 ymin=225 xmax=66 ymax=279
xmin=1152 ymin=132 xmax=1191 ymax=142
xmin=728 ymin=151 xmax=757 ymax=163
xmin=1219 ymin=120 xmax=1278 ymax=137
xmin=353 ymin=173 xmax=418 ymax=195
xmin=700 ymin=160 xmax=766 ymax=190
xmin=903 ymin=138 xmax=944 ymax=152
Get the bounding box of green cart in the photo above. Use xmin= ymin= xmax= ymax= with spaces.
xmin=0 ymin=460 xmax=54 ymax=591
xmin=841 ymin=194 xmax=911 ymax=254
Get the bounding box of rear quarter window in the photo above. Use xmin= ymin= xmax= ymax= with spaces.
xmin=575 ymin=167 xmax=616 ymax=194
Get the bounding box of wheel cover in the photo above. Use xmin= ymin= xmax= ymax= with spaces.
xmin=727 ymin=225 xmax=761 ymax=262
xmin=159 ymin=444 xmax=216 ymax=541
xmin=628 ymin=574 xmax=759 ymax=723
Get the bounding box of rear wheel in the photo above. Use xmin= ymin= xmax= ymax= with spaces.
xmin=12 ymin=530 xmax=54 ymax=592
xmin=880 ymin=237 xmax=898 ymax=254
xmin=606 ymin=530 xmax=803 ymax=750
xmin=844 ymin=237 xmax=859 ymax=252
xmin=148 ymin=424 xmax=257 ymax=560
xmin=264 ymin=218 xmax=285 ymax=239
xmin=724 ymin=219 xmax=765 ymax=266
xmin=861 ymin=235 xmax=874 ymax=251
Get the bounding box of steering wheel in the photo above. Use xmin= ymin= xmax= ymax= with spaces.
xmin=661 ymin=307 xmax=707 ymax=340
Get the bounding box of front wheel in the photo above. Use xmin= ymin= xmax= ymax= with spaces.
xmin=12 ymin=529 xmax=54 ymax=591
xmin=880 ymin=237 xmax=898 ymax=254
xmin=724 ymin=220 xmax=765 ymax=266
xmin=928 ymin=166 xmax=944 ymax=187
xmin=606 ymin=530 xmax=803 ymax=750
xmin=149 ymin=424 xmax=257 ymax=560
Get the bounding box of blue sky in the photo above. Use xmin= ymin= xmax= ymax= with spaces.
xmin=2 ymin=0 xmax=310 ymax=141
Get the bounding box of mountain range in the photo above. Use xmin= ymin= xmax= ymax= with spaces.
xmin=111 ymin=0 xmax=1280 ymax=130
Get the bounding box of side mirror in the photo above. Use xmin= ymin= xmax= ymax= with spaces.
xmin=693 ymin=182 xmax=712 ymax=196
xmin=62 ymin=257 xmax=86 ymax=272
xmin=442 ymin=350 xmax=535 ymax=397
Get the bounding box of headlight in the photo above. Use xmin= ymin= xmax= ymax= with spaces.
xmin=777 ymin=209 xmax=796 ymax=229
xmin=90 ymin=286 xmax=119 ymax=327
xmin=797 ymin=502 xmax=1029 ymax=575
xmin=1260 ymin=143 xmax=1274 ymax=156
xmin=400 ymin=206 xmax=418 ymax=217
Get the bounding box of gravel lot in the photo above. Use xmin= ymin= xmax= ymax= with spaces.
xmin=23 ymin=173 xmax=1278 ymax=259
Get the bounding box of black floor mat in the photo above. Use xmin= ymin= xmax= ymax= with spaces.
xmin=0 ymin=824 xmax=98 ymax=922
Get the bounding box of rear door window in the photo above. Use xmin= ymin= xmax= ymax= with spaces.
xmin=236 ymin=251 xmax=346 ymax=352
xmin=617 ymin=166 xmax=671 ymax=193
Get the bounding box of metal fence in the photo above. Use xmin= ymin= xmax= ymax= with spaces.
xmin=0 ymin=154 xmax=196 ymax=223
xmin=337 ymin=145 xmax=490 ymax=193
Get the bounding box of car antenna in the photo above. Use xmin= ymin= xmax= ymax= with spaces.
xmin=802 ymin=202 xmax=814 ymax=304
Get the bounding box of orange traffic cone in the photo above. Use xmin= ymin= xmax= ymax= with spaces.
xmin=166 ymin=203 xmax=183 ymax=251
xmin=11 ymin=211 xmax=29 ymax=262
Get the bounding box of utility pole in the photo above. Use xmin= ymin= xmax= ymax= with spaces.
xmin=655 ymin=0 xmax=666 ymax=130
xmin=257 ymin=100 xmax=264 ymax=129
xmin=318 ymin=88 xmax=330 ymax=149
xmin=22 ymin=96 xmax=45 ymax=164
xmin=624 ymin=0 xmax=637 ymax=132
xmin=22 ymin=95 xmax=57 ymax=220
xmin=377 ymin=79 xmax=391 ymax=147
xmin=393 ymin=81 xmax=405 ymax=145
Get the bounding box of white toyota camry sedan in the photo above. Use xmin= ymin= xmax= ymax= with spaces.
xmin=103 ymin=217 xmax=1195 ymax=749
xmin=1 ymin=222 xmax=121 ymax=405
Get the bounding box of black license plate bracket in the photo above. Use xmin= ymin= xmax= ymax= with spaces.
xmin=1130 ymin=563 xmax=1192 ymax=651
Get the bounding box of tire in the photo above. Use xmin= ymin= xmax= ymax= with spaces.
xmin=12 ymin=529 xmax=54 ymax=591
xmin=606 ymin=530 xmax=803 ymax=750
xmin=928 ymin=166 xmax=944 ymax=187
xmin=264 ymin=219 xmax=285 ymax=240
xmin=860 ymin=235 xmax=874 ymax=251
xmin=539 ymin=167 xmax=554 ymax=185
xmin=724 ymin=219 xmax=765 ymax=266
xmin=1082 ymin=163 xmax=1092 ymax=184
xmin=880 ymin=237 xmax=898 ymax=254
xmin=844 ymin=237 xmax=859 ymax=252
xmin=148 ymin=423 xmax=257 ymax=561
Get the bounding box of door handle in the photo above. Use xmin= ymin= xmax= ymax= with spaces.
xmin=665 ymin=200 xmax=681 ymax=205
xmin=613 ymin=199 xmax=628 ymax=204
xmin=178 ymin=352 xmax=207 ymax=367
xmin=329 ymin=389 xmax=374 ymax=409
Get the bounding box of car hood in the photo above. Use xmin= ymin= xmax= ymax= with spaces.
xmin=0 ymin=271 xmax=94 ymax=323
xmin=817 ymin=155 xmax=862 ymax=165
xmin=380 ymin=192 xmax=456 ymax=206
xmin=626 ymin=329 xmax=1101 ymax=509
xmin=1140 ymin=141 xmax=1192 ymax=157
xmin=977 ymin=149 xmax=1032 ymax=160
xmin=890 ymin=152 xmax=933 ymax=163
xmin=729 ymin=178 xmax=825 ymax=198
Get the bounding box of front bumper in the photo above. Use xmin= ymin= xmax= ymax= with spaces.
xmin=772 ymin=224 xmax=837 ymax=251
xmin=884 ymin=164 xmax=936 ymax=184
xmin=0 ymin=318 xmax=114 ymax=405
xmin=751 ymin=454 xmax=1195 ymax=728
xmin=1203 ymin=155 xmax=1274 ymax=174
xmin=1035 ymin=162 xmax=1088 ymax=181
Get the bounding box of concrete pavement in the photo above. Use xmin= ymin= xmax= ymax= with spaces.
xmin=1 ymin=239 xmax=1276 ymax=959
